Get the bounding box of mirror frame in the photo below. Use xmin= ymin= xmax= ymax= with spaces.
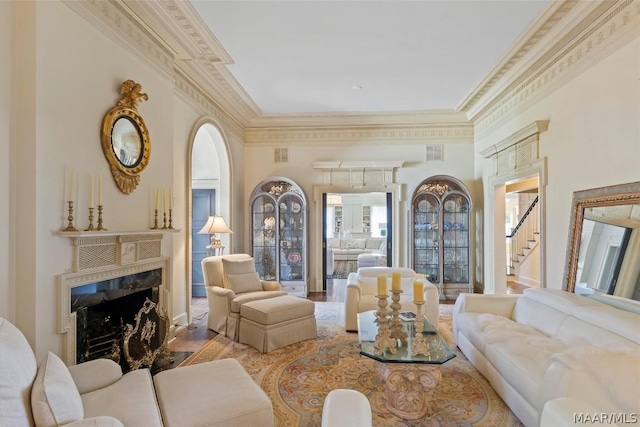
xmin=101 ymin=80 xmax=150 ymax=194
xmin=563 ymin=181 xmax=640 ymax=292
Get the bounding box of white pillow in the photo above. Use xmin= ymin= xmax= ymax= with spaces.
xmin=31 ymin=351 xmax=84 ymax=427
xmin=222 ymin=258 xmax=256 ymax=289
xmin=225 ymin=272 xmax=263 ymax=294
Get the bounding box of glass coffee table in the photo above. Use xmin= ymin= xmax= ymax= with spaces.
xmin=357 ymin=310 xmax=456 ymax=419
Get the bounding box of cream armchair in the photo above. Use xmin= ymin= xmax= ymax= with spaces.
xmin=344 ymin=267 xmax=439 ymax=332
xmin=202 ymin=254 xmax=287 ymax=341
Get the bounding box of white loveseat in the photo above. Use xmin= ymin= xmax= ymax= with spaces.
xmin=452 ymin=288 xmax=640 ymax=427
xmin=0 ymin=317 xmax=274 ymax=427
xmin=345 ymin=267 xmax=439 ymax=332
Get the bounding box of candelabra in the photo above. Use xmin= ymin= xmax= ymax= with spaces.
xmin=411 ymin=301 xmax=430 ymax=357
xmin=374 ymin=294 xmax=397 ymax=356
xmin=151 ymin=209 xmax=159 ymax=229
xmin=389 ymin=289 xmax=408 ymax=346
xmin=168 ymin=209 xmax=173 ymax=229
xmin=96 ymin=205 xmax=107 ymax=231
xmin=63 ymin=201 xmax=78 ymax=231
xmin=85 ymin=207 xmax=95 ymax=231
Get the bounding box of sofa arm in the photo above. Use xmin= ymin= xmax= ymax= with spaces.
xmin=63 ymin=416 xmax=125 ymax=427
xmin=452 ymin=293 xmax=520 ymax=318
xmin=344 ymin=282 xmax=362 ymax=332
xmin=261 ymin=280 xmax=282 ymax=291
xmin=540 ymin=398 xmax=622 ymax=427
xmin=68 ymin=359 xmax=122 ymax=394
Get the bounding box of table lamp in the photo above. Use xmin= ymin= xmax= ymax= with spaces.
xmin=198 ymin=215 xmax=233 ymax=246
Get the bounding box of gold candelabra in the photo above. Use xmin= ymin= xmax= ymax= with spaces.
xmin=411 ymin=301 xmax=430 ymax=357
xmin=168 ymin=209 xmax=173 ymax=229
xmin=162 ymin=210 xmax=167 ymax=229
xmin=151 ymin=209 xmax=159 ymax=229
xmin=374 ymin=294 xmax=397 ymax=356
xmin=389 ymin=289 xmax=408 ymax=346
xmin=85 ymin=207 xmax=95 ymax=231
xmin=96 ymin=205 xmax=107 ymax=231
xmin=63 ymin=201 xmax=78 ymax=231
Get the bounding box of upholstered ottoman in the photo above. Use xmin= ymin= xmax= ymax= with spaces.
xmin=239 ymin=295 xmax=317 ymax=353
xmin=357 ymin=253 xmax=385 ymax=268
xmin=153 ymin=358 xmax=274 ymax=427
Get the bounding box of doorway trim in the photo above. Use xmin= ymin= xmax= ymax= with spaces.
xmin=185 ymin=117 xmax=234 ymax=323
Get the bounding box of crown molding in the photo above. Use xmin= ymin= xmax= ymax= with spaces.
xmin=245 ymin=123 xmax=474 ymax=146
xmin=474 ymin=0 xmax=638 ymax=137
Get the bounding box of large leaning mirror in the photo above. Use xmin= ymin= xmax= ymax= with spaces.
xmin=101 ymin=80 xmax=150 ymax=194
xmin=563 ymin=181 xmax=640 ymax=301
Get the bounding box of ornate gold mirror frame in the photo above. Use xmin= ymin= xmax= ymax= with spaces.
xmin=101 ymin=80 xmax=150 ymax=194
xmin=563 ymin=181 xmax=640 ymax=293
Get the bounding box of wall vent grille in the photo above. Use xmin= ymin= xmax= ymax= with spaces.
xmin=274 ymin=148 xmax=289 ymax=163
xmin=425 ymin=145 xmax=443 ymax=161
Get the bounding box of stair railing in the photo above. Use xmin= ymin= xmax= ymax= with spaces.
xmin=506 ymin=196 xmax=539 ymax=275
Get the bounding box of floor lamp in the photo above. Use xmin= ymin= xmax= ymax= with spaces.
xmin=198 ymin=215 xmax=233 ymax=256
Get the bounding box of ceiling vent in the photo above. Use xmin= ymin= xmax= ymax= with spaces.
xmin=274 ymin=147 xmax=289 ymax=164
xmin=425 ymin=145 xmax=444 ymax=162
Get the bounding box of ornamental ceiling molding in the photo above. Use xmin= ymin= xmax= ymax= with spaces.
xmin=245 ymin=123 xmax=474 ymax=146
xmin=474 ymin=0 xmax=638 ymax=138
xmin=63 ymin=0 xmax=174 ymax=79
xmin=174 ymin=69 xmax=245 ymax=140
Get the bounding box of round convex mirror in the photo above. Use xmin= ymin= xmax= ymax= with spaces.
xmin=111 ymin=116 xmax=143 ymax=167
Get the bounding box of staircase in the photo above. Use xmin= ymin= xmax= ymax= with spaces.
xmin=506 ymin=196 xmax=539 ymax=279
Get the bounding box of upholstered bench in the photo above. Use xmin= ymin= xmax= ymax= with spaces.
xmin=154 ymin=358 xmax=274 ymax=426
xmin=239 ymin=295 xmax=317 ymax=353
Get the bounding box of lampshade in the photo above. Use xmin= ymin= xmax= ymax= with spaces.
xmin=198 ymin=215 xmax=233 ymax=235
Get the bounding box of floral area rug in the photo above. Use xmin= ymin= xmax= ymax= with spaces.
xmin=181 ymin=303 xmax=523 ymax=427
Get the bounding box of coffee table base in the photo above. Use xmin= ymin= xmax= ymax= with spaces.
xmin=378 ymin=363 xmax=442 ymax=420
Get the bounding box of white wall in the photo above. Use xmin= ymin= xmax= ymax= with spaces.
xmin=476 ymin=36 xmax=640 ymax=291
xmin=0 ymin=0 xmax=14 ymax=320
xmin=244 ymin=141 xmax=476 ymax=291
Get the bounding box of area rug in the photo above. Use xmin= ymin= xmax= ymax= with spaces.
xmin=181 ymin=303 xmax=523 ymax=427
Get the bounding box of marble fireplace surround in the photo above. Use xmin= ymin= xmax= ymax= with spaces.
xmin=56 ymin=230 xmax=172 ymax=365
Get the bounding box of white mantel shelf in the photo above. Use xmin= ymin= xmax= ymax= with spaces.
xmin=55 ymin=229 xmax=180 ymax=238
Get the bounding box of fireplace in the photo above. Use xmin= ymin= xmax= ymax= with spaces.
xmin=56 ymin=231 xmax=173 ymax=366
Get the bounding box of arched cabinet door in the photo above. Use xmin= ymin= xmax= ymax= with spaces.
xmin=250 ymin=177 xmax=308 ymax=297
xmin=410 ymin=176 xmax=472 ymax=301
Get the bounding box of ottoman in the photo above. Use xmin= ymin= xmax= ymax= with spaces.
xmin=239 ymin=295 xmax=317 ymax=353
xmin=153 ymin=358 xmax=274 ymax=426
xmin=357 ymin=253 xmax=385 ymax=268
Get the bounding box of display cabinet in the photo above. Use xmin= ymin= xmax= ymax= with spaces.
xmin=250 ymin=177 xmax=308 ymax=297
xmin=411 ymin=176 xmax=472 ymax=300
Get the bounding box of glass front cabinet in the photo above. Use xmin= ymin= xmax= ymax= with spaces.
xmin=411 ymin=176 xmax=472 ymax=300
xmin=250 ymin=177 xmax=308 ymax=297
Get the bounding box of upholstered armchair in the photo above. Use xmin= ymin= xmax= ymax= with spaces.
xmin=202 ymin=254 xmax=287 ymax=341
xmin=344 ymin=267 xmax=439 ymax=332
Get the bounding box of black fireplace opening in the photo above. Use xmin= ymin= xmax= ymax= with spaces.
xmin=71 ymin=268 xmax=164 ymax=370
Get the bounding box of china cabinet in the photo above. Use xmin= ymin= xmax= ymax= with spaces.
xmin=411 ymin=175 xmax=472 ymax=300
xmin=250 ymin=177 xmax=308 ymax=297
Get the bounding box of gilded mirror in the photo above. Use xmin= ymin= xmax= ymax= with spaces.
xmin=563 ymin=181 xmax=640 ymax=300
xmin=101 ymin=80 xmax=150 ymax=194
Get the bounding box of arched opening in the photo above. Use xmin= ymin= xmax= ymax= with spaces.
xmin=187 ymin=119 xmax=232 ymax=322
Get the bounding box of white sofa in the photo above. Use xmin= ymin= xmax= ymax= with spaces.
xmin=0 ymin=317 xmax=274 ymax=427
xmin=452 ymin=288 xmax=640 ymax=427
xmin=327 ymin=238 xmax=386 ymax=276
xmin=344 ymin=267 xmax=439 ymax=332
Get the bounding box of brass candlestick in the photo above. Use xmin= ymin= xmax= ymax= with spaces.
xmin=151 ymin=209 xmax=159 ymax=229
xmin=374 ymin=294 xmax=397 ymax=356
xmin=96 ymin=205 xmax=107 ymax=231
xmin=389 ymin=289 xmax=408 ymax=346
xmin=168 ymin=209 xmax=173 ymax=229
xmin=63 ymin=201 xmax=78 ymax=231
xmin=162 ymin=210 xmax=167 ymax=229
xmin=85 ymin=207 xmax=95 ymax=231
xmin=412 ymin=301 xmax=430 ymax=357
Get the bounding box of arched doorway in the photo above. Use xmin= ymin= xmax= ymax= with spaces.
xmin=187 ymin=119 xmax=232 ymax=321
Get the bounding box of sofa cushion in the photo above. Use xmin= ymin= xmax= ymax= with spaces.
xmin=31 ymin=351 xmax=84 ymax=427
xmin=230 ymin=291 xmax=288 ymax=313
xmin=365 ymin=238 xmax=382 ymax=249
xmin=226 ymin=272 xmax=263 ymax=294
xmin=0 ymin=318 xmax=38 ymax=427
xmin=81 ymin=369 xmax=162 ymax=426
